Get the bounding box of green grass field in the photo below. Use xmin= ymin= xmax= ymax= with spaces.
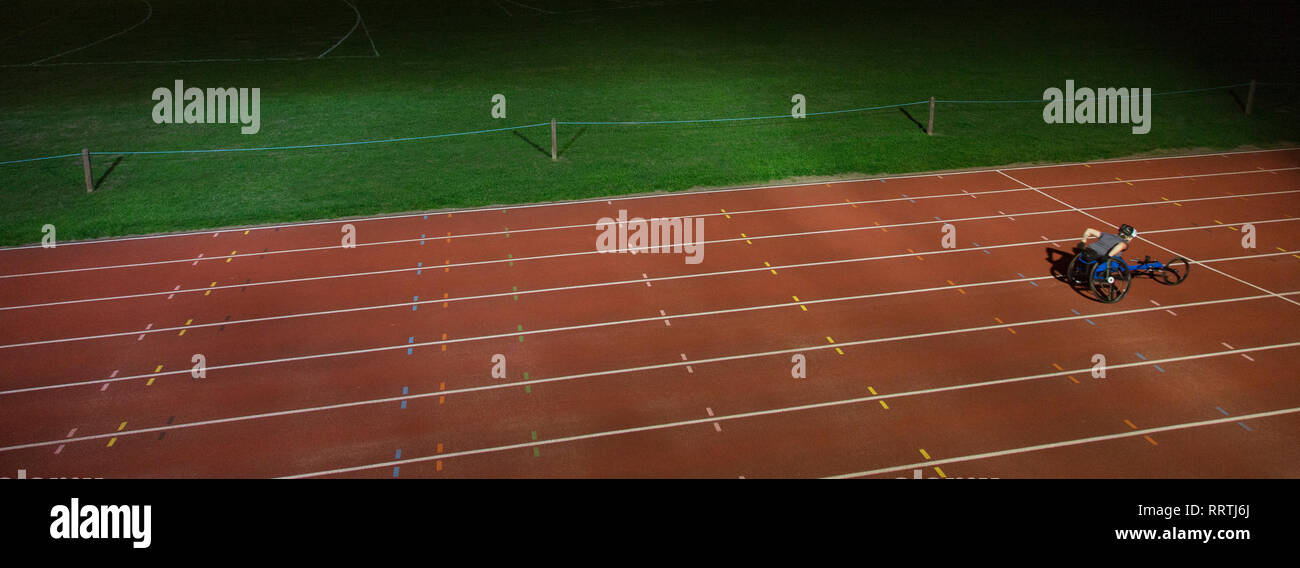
xmin=1 ymin=0 xmax=1296 ymax=246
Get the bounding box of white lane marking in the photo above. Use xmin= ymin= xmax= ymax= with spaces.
xmin=998 ymin=169 xmax=1300 ymax=308
xmin=12 ymin=339 xmax=1295 ymax=461
xmin=5 ymin=246 xmax=1297 ymax=350
xmin=6 ymin=190 xmax=1297 ymax=311
xmin=29 ymin=0 xmax=153 ymax=65
xmin=7 ymin=286 xmax=1297 ymax=399
xmin=5 ymin=167 xmax=1294 ymax=275
xmin=1 ymin=148 xmax=1294 ymax=251
xmin=275 ymin=346 xmax=1300 ymax=478
xmin=318 ymin=0 xmax=363 ymax=58
xmin=827 ymin=407 xmax=1300 ymax=479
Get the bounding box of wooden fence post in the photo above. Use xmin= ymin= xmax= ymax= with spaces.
xmin=927 ymin=97 xmax=935 ymax=136
xmin=82 ymin=148 xmax=93 ymax=193
xmin=1245 ymin=80 xmax=1256 ymax=115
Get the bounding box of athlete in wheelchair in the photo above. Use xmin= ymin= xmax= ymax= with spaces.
xmin=1066 ymin=224 xmax=1189 ymax=303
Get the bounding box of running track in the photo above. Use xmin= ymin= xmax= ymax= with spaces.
xmin=1 ymin=148 xmax=1298 ymax=478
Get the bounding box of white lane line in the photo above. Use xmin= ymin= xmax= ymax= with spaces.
xmin=6 ymin=286 xmax=1297 ymax=399
xmin=0 ymin=10 xmax=64 ymax=44
xmin=501 ymin=0 xmax=556 ymax=14
xmin=318 ymin=0 xmax=363 ymax=58
xmin=998 ymin=169 xmax=1300 ymax=308
xmin=827 ymin=407 xmax=1300 ymax=479
xmin=826 ymin=405 xmax=1294 ymax=475
xmin=276 ymin=346 xmax=1300 ymax=478
xmin=6 ymin=55 xmax=381 ymax=68
xmin=6 ymin=192 xmax=1297 ymax=312
xmin=9 ymin=338 xmax=1294 ymax=468
xmin=10 ymin=165 xmax=1293 ymax=278
xmin=5 ymin=244 xmax=1297 ymax=351
xmin=1 ymin=148 xmax=1294 ymax=251
xmin=29 ymin=0 xmax=153 ymax=65
xmin=356 ymin=1 xmax=379 ymax=57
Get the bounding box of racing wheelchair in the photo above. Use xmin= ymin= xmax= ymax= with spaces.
xmin=1065 ymin=248 xmax=1190 ymax=303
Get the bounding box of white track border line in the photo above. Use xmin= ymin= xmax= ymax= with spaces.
xmin=279 ymin=348 xmax=1300 ymax=478
xmin=5 ymin=165 xmax=1294 ymax=277
xmin=317 ymin=0 xmax=363 ymax=58
xmin=28 ymin=0 xmax=152 ymax=65
xmin=6 ymin=287 xmax=1297 ymax=397
xmin=0 ymin=9 xmax=64 ymax=44
xmin=1 ymin=147 xmax=1293 ymax=251
xmin=4 ymin=190 xmax=1296 ymax=311
xmin=3 ymin=338 xmax=1294 ymax=461
xmin=826 ymin=407 xmax=1300 ymax=479
xmin=998 ymin=169 xmax=1300 ymax=309
xmin=5 ymin=245 xmax=1295 ymax=351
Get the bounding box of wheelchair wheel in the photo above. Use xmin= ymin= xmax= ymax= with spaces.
xmin=1155 ymin=257 xmax=1190 ymax=286
xmin=1065 ymin=254 xmax=1088 ymax=285
xmin=1089 ymin=257 xmax=1131 ymax=303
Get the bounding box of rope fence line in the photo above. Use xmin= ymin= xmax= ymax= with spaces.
xmin=0 ymin=80 xmax=1281 ymax=188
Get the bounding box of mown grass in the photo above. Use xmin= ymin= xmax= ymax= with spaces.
xmin=0 ymin=0 xmax=1296 ymax=245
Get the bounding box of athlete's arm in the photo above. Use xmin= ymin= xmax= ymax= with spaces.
xmin=1107 ymin=241 xmax=1128 ymax=257
xmin=1081 ymin=228 xmax=1101 ymax=244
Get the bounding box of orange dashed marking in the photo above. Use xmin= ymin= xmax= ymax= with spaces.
xmin=1144 ymin=435 xmax=1159 ymax=446
xmin=1124 ymin=419 xmax=1138 ymax=430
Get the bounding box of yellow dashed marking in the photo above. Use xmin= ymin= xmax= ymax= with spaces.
xmin=1277 ymin=247 xmax=1287 ymax=252
xmin=934 ymin=467 xmax=947 ymax=478
xmin=826 ymin=337 xmax=835 ymax=344
xmin=1161 ymin=197 xmax=1169 ymax=201
xmin=1214 ymin=219 xmax=1224 ymax=224
xmin=117 ymin=421 xmax=127 ymax=432
xmin=146 ymin=378 xmax=155 ymax=386
xmin=106 ymin=438 xmax=117 ymax=447
xmin=243 ymin=230 xmax=249 ymax=235
xmin=721 ymin=208 xmax=730 ymax=219
xmin=919 ymin=449 xmax=931 ymax=460
xmin=204 ymin=281 xmax=216 ymax=296
xmin=226 ymin=250 xmax=236 ymax=263
xmin=154 ymin=365 xmax=163 ymax=373
xmin=835 ymin=348 xmax=844 ymax=355
xmin=879 ymin=401 xmax=890 ymax=410
xmin=868 ymin=386 xmax=877 ymax=395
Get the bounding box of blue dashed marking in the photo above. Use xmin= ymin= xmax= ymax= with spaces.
xmin=395 ymin=448 xmax=402 ymax=459
xmin=421 ymin=233 xmax=426 ymax=245
xmin=1238 ymin=422 xmax=1253 ymax=432
xmin=1070 ymin=308 xmax=1080 ymax=315
xmin=417 ymin=261 xmax=423 ymax=275
xmin=1216 ymin=406 xmax=1230 ymax=416
xmin=413 ymin=296 xmax=419 ymax=311
xmin=401 ymin=386 xmax=408 ymax=409
xmin=1153 ymin=365 xmax=1165 ymax=373
xmin=1086 ymin=319 xmax=1096 ymax=326
xmin=407 ymin=336 xmax=414 ymax=355
xmin=1029 ymin=281 xmax=1038 ymax=287
xmin=1135 ymin=352 xmax=1147 ymax=361
xmin=393 ymin=466 xmax=400 ymax=477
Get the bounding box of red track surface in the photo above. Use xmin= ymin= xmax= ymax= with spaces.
xmin=2 ymin=148 xmax=1298 ymax=478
